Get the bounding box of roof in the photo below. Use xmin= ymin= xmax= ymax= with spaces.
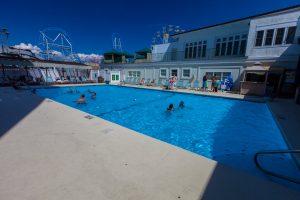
xmin=0 ymin=53 xmax=91 ymax=69
xmin=172 ymin=4 xmax=300 ymax=36
xmin=103 ymin=49 xmax=123 ymax=56
xmin=135 ymin=48 xmax=151 ymax=54
xmin=245 ymin=66 xmax=270 ymax=71
xmin=103 ymin=50 xmax=134 ymax=58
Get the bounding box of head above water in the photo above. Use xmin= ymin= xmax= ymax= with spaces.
xmin=168 ymin=104 xmax=174 ymax=110
xmin=179 ymin=101 xmax=184 ymax=107
xmin=81 ymin=94 xmax=85 ymax=98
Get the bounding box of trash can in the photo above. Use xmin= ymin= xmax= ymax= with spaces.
xmin=295 ymin=87 xmax=300 ymax=104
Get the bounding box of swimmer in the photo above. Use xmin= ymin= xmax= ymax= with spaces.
xmin=167 ymin=104 xmax=174 ymax=111
xmin=76 ymin=94 xmax=86 ymax=104
xmin=179 ymin=101 xmax=184 ymax=108
xmin=91 ymin=92 xmax=96 ymax=99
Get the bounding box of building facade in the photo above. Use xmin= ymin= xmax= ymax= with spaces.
xmin=101 ymin=5 xmax=300 ymax=96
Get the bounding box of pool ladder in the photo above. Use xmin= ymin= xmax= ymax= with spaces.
xmin=254 ymin=149 xmax=300 ymax=184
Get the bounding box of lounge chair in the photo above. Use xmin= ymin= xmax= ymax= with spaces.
xmin=156 ymin=79 xmax=162 ymax=87
xmin=146 ymin=79 xmax=155 ymax=86
xmin=191 ymin=81 xmax=200 ymax=90
xmin=185 ymin=81 xmax=191 ymax=89
xmin=177 ymin=80 xmax=184 ymax=88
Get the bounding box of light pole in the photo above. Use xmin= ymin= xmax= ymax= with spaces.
xmin=0 ymin=28 xmax=10 ymax=53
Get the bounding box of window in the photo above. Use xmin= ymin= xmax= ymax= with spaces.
xmin=205 ymin=72 xmax=232 ymax=81
xmin=226 ymin=37 xmax=233 ymax=56
xmin=184 ymin=44 xmax=188 ymax=58
xmin=171 ymin=69 xmax=178 ymax=76
xmin=128 ymin=71 xmax=141 ymax=78
xmin=221 ymin=38 xmax=227 ymax=56
xmin=160 ymin=69 xmax=167 ymax=77
xmin=193 ymin=42 xmax=197 ymax=58
xmin=255 ymin=30 xmax=264 ymax=46
xmin=202 ymin=41 xmax=207 ymax=57
xmin=188 ymin=43 xmax=193 ymax=58
xmin=215 ymin=39 xmax=221 ymax=56
xmin=185 ymin=40 xmax=207 ymax=59
xmin=222 ymin=72 xmax=231 ymax=80
xmin=285 ymin=26 xmax=296 ymax=44
xmin=275 ymin=28 xmax=285 ymax=45
xmin=197 ymin=41 xmax=202 ymax=57
xmin=232 ymin=36 xmax=240 ymax=55
xmin=264 ymin=29 xmax=274 ymax=46
xmin=239 ymin=35 xmax=247 ymax=55
xmin=182 ymin=69 xmax=191 ymax=78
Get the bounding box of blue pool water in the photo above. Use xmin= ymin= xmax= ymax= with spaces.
xmin=37 ymin=85 xmax=300 ymax=188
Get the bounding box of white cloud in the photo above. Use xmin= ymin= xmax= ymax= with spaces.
xmin=77 ymin=53 xmax=103 ymax=63
xmin=13 ymin=43 xmax=41 ymax=54
xmin=50 ymin=50 xmax=62 ymax=56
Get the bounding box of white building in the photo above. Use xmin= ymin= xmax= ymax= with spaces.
xmin=101 ymin=5 xmax=300 ymax=96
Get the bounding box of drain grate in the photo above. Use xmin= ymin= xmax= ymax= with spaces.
xmin=84 ymin=115 xmax=94 ymax=119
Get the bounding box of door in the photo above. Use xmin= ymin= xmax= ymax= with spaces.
xmin=111 ymin=71 xmax=120 ymax=84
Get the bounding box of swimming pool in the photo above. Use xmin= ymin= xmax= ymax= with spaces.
xmin=37 ymin=85 xmax=300 ymax=188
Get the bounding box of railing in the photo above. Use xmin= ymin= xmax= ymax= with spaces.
xmin=101 ymin=48 xmax=246 ymax=64
xmin=151 ymin=49 xmax=246 ymax=62
xmin=254 ymin=149 xmax=300 ymax=184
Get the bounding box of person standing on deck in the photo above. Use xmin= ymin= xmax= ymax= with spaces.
xmin=202 ymin=73 xmax=208 ymax=92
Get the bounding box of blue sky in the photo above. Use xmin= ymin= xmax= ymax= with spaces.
xmin=1 ymin=0 xmax=299 ymax=55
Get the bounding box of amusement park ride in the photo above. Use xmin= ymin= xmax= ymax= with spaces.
xmin=38 ymin=27 xmax=81 ymax=62
xmin=152 ymin=25 xmax=185 ymax=45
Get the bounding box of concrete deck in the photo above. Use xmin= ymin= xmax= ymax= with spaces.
xmin=268 ymin=99 xmax=300 ymax=163
xmin=0 ymin=87 xmax=300 ymax=200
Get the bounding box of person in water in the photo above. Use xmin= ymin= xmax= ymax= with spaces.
xmin=167 ymin=104 xmax=174 ymax=111
xmin=179 ymin=101 xmax=184 ymax=108
xmin=91 ymin=92 xmax=96 ymax=99
xmin=88 ymin=89 xmax=94 ymax=93
xmin=77 ymin=94 xmax=86 ymax=104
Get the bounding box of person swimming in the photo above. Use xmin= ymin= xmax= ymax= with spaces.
xmin=77 ymin=94 xmax=86 ymax=104
xmin=91 ymin=92 xmax=96 ymax=99
xmin=167 ymin=104 xmax=174 ymax=111
xmin=88 ymin=89 xmax=94 ymax=93
xmin=179 ymin=101 xmax=184 ymax=108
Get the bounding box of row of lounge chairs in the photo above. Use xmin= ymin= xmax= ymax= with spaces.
xmin=0 ymin=75 xmax=93 ymax=87
xmin=122 ymin=77 xmax=201 ymax=90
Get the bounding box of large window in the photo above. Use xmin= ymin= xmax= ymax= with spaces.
xmin=205 ymin=72 xmax=232 ymax=81
xmin=275 ymin=28 xmax=285 ymax=45
xmin=215 ymin=34 xmax=246 ymax=57
xmin=255 ymin=26 xmax=297 ymax=47
xmin=182 ymin=68 xmax=191 ymax=78
xmin=264 ymin=29 xmax=274 ymax=46
xmin=255 ymin=30 xmax=264 ymax=47
xmin=128 ymin=71 xmax=141 ymax=78
xmin=286 ymin=26 xmax=296 ymax=44
xmin=185 ymin=40 xmax=207 ymax=59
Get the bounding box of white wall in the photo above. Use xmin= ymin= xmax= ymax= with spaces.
xmin=173 ymin=20 xmax=250 ymax=52
xmin=246 ymin=9 xmax=300 ymax=59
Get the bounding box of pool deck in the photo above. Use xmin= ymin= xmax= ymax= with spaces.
xmin=0 ymin=87 xmax=300 ymax=200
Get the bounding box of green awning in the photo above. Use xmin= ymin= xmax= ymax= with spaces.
xmin=103 ymin=49 xmax=123 ymax=56
xmin=135 ymin=48 xmax=151 ymax=54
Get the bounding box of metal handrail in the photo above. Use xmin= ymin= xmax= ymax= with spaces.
xmin=254 ymin=149 xmax=300 ymax=184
